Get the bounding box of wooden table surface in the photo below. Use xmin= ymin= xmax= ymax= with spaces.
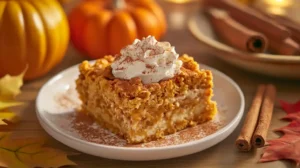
xmin=15 ymin=0 xmax=299 ymax=167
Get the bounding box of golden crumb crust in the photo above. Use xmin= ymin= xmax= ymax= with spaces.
xmin=76 ymin=54 xmax=217 ymax=143
xmin=77 ymin=54 xmax=213 ymax=101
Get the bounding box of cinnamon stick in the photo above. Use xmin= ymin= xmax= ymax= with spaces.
xmin=207 ymin=8 xmax=268 ymax=53
xmin=268 ymin=38 xmax=300 ymax=55
xmin=202 ymin=0 xmax=291 ymax=41
xmin=252 ymin=84 xmax=277 ymax=148
xmin=250 ymin=8 xmax=300 ymax=55
xmin=252 ymin=8 xmax=300 ymax=43
xmin=273 ymin=16 xmax=300 ymax=43
xmin=278 ymin=20 xmax=300 ymax=43
xmin=235 ymin=85 xmax=266 ymax=151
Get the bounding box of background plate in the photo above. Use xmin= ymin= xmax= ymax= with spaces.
xmin=189 ymin=13 xmax=300 ymax=79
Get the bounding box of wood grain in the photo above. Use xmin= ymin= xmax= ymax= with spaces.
xmin=14 ymin=0 xmax=300 ymax=167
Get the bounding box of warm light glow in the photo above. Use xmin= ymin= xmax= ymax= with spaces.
xmin=165 ymin=0 xmax=197 ymax=4
xmin=267 ymin=6 xmax=286 ymax=15
xmin=263 ymin=0 xmax=293 ymax=7
xmin=254 ymin=0 xmax=295 ymax=16
xmin=169 ymin=11 xmax=186 ymax=29
xmin=253 ymin=0 xmax=300 ymax=23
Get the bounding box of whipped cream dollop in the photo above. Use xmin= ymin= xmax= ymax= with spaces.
xmin=111 ymin=36 xmax=183 ymax=84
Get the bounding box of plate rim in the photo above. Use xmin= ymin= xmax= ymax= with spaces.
xmin=36 ymin=61 xmax=245 ymax=152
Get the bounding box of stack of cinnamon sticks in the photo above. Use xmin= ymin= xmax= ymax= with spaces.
xmin=236 ymin=84 xmax=277 ymax=151
xmin=202 ymin=0 xmax=300 ymax=55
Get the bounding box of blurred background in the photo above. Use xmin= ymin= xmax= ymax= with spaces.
xmin=1 ymin=0 xmax=300 ymax=81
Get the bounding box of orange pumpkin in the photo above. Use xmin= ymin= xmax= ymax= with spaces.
xmin=68 ymin=0 xmax=167 ymax=59
xmin=0 ymin=0 xmax=69 ymax=80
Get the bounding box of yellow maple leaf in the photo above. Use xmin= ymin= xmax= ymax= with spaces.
xmin=0 ymin=132 xmax=76 ymax=168
xmin=0 ymin=101 xmax=22 ymax=125
xmin=0 ymin=112 xmax=18 ymax=125
xmin=0 ymin=68 xmax=77 ymax=167
xmin=0 ymin=66 xmax=27 ymax=101
xmin=0 ymin=67 xmax=27 ymax=125
xmin=0 ymin=101 xmax=23 ymax=111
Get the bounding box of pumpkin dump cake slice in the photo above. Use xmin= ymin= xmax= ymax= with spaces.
xmin=76 ymin=36 xmax=218 ymax=144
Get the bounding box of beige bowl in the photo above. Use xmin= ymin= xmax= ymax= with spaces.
xmin=188 ymin=14 xmax=300 ymax=79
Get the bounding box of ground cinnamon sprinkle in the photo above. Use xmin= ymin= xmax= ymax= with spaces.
xmin=120 ymin=56 xmax=134 ymax=64
xmin=146 ymin=64 xmax=155 ymax=69
xmin=53 ymin=87 xmax=226 ymax=147
xmin=115 ymin=67 xmax=125 ymax=71
xmin=54 ymin=87 xmax=81 ymax=111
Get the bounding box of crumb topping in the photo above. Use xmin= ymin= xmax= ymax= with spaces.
xmin=78 ymin=54 xmax=212 ymax=100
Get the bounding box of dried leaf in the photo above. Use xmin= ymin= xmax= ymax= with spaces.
xmin=0 ymin=67 xmax=27 ymax=101
xmin=279 ymin=100 xmax=300 ymax=114
xmin=260 ymin=100 xmax=300 ymax=166
xmin=276 ymin=120 xmax=300 ymax=134
xmin=0 ymin=112 xmax=19 ymax=125
xmin=0 ymin=101 xmax=23 ymax=111
xmin=0 ymin=132 xmax=76 ymax=168
xmin=0 ymin=69 xmax=26 ymax=126
xmin=0 ymin=69 xmax=76 ymax=167
xmin=283 ymin=113 xmax=300 ymax=121
xmin=260 ymin=134 xmax=300 ymax=166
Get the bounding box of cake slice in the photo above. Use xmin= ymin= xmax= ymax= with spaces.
xmin=76 ymin=36 xmax=218 ymax=143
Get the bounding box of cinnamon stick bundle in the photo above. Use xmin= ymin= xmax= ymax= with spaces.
xmin=235 ymin=84 xmax=277 ymax=151
xmin=207 ymin=8 xmax=268 ymax=53
xmin=235 ymin=85 xmax=266 ymax=151
xmin=202 ymin=0 xmax=290 ymax=41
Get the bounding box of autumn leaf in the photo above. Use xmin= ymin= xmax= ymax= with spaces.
xmin=259 ymin=100 xmax=300 ymax=166
xmin=0 ymin=68 xmax=78 ymax=167
xmin=0 ymin=112 xmax=19 ymax=125
xmin=0 ymin=67 xmax=27 ymax=101
xmin=279 ymin=100 xmax=300 ymax=114
xmin=276 ymin=120 xmax=300 ymax=134
xmin=0 ymin=101 xmax=22 ymax=125
xmin=283 ymin=112 xmax=300 ymax=121
xmin=0 ymin=101 xmax=23 ymax=111
xmin=0 ymin=70 xmax=77 ymax=167
xmin=260 ymin=134 xmax=300 ymax=165
xmin=0 ymin=132 xmax=76 ymax=168
xmin=0 ymin=68 xmax=27 ymax=125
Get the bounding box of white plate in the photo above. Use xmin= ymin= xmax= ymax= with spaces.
xmin=36 ymin=61 xmax=245 ymax=161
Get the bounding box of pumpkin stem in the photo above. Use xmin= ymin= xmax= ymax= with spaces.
xmin=113 ymin=0 xmax=126 ymax=9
